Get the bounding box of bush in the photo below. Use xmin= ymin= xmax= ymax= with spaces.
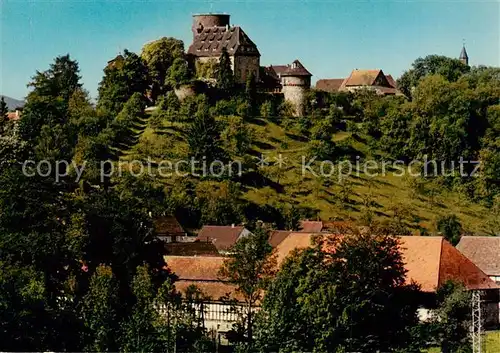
xmin=436 ymin=214 xmax=462 ymax=246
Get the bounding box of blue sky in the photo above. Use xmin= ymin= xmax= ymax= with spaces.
xmin=1 ymin=0 xmax=498 ymax=100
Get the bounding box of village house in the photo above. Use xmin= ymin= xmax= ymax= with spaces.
xmin=316 ymin=69 xmax=400 ymax=95
xmin=457 ymin=236 xmax=500 ymax=284
xmin=194 ymin=225 xmax=252 ymax=254
xmin=153 ymin=215 xmax=190 ymax=243
xmin=165 ymin=233 xmax=500 ymax=338
xmin=456 ymin=236 xmax=500 ymax=326
xmin=165 ymin=255 xmax=242 ymax=338
xmin=6 ymin=108 xmax=22 ymax=121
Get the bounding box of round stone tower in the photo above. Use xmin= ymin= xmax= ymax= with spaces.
xmin=281 ymin=60 xmax=312 ymax=117
xmin=192 ymin=14 xmax=230 ymax=37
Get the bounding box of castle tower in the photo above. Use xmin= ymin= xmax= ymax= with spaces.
xmin=188 ymin=13 xmax=260 ymax=84
xmin=459 ymin=45 xmax=469 ymax=66
xmin=281 ymin=60 xmax=312 ymax=117
xmin=192 ymin=14 xmax=230 ymax=38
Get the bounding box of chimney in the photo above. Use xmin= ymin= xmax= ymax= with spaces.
xmin=231 ymin=224 xmax=235 ymax=228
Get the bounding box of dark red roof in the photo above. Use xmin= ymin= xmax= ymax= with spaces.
xmin=281 ymin=60 xmax=312 ymax=77
xmin=385 ymin=74 xmax=397 ymax=88
xmin=270 ymin=65 xmax=289 ymax=76
xmin=457 ymin=236 xmax=500 ymax=276
xmin=195 ymin=225 xmax=246 ymax=251
xmin=165 ymin=242 xmax=220 ymax=256
xmin=188 ymin=26 xmax=260 ymax=58
xmin=6 ymin=111 xmax=20 ymax=121
xmin=316 ymin=79 xmax=344 ymax=92
xmin=154 ymin=216 xmax=185 ymax=236
xmin=273 ymin=234 xmax=499 ymax=292
xmin=269 ymin=230 xmax=293 ymax=247
xmin=299 ymin=220 xmax=323 ymax=232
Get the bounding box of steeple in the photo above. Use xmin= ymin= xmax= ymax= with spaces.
xmin=459 ymin=41 xmax=469 ymax=66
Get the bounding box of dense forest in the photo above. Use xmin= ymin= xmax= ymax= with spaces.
xmin=0 ymin=36 xmax=499 ymax=351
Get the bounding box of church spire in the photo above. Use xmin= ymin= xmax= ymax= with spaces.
xmin=459 ymin=40 xmax=469 ymax=66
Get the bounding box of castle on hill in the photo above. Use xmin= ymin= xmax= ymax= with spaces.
xmin=187 ymin=13 xmax=312 ymax=116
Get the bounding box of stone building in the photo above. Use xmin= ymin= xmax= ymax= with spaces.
xmin=316 ymin=69 xmax=400 ymax=95
xmin=263 ymin=60 xmax=312 ymax=116
xmin=187 ymin=14 xmax=260 ymax=84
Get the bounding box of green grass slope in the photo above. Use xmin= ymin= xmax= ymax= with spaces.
xmin=118 ymin=112 xmax=498 ymax=235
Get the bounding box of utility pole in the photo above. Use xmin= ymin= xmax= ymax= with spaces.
xmin=471 ymin=290 xmax=482 ymax=353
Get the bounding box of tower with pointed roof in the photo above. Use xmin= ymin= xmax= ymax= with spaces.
xmin=280 ymin=59 xmax=312 ymax=116
xmin=459 ymin=45 xmax=469 ymax=66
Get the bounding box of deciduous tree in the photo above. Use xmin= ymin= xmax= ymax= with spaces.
xmin=219 ymin=226 xmax=276 ymax=346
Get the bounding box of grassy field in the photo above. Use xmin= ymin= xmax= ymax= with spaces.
xmin=426 ymin=331 xmax=500 ymax=352
xmin=118 ymin=112 xmax=498 ymax=235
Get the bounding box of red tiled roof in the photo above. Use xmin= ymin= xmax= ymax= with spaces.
xmin=270 ymin=65 xmax=289 ymax=76
xmin=372 ymin=86 xmax=399 ymax=95
xmin=456 ymin=236 xmax=500 ymax=276
xmin=385 ymin=74 xmax=397 ymax=88
xmin=165 ymin=242 xmax=220 ymax=256
xmin=188 ymin=26 xmax=260 ymax=58
xmin=299 ymin=220 xmax=323 ymax=232
xmin=269 ymin=230 xmax=293 ymax=247
xmin=154 ymin=216 xmax=186 ymax=236
xmin=281 ymin=60 xmax=312 ymax=77
xmin=274 ymin=232 xmax=319 ymax=265
xmin=342 ymin=69 xmax=383 ymax=86
xmin=315 ymin=79 xmax=345 ymax=92
xmin=438 ymin=239 xmax=497 ymax=291
xmin=165 ymin=255 xmax=225 ymax=281
xmin=273 ymin=234 xmax=499 ymax=292
xmin=6 ymin=111 xmax=20 ymax=121
xmin=195 ymin=225 xmax=245 ymax=251
xmin=165 ymin=255 xmax=244 ymax=301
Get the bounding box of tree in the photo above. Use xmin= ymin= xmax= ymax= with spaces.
xmin=219 ymin=226 xmax=276 ymax=346
xmin=81 ymin=265 xmax=121 ymax=352
xmin=220 ymin=115 xmax=254 ymax=156
xmin=431 ymin=281 xmax=472 ymax=353
xmin=27 ymin=54 xmax=82 ymax=103
xmin=255 ymin=231 xmax=421 ymax=352
xmin=0 ymin=96 xmax=7 ymax=128
xmin=97 ymin=50 xmax=149 ymax=115
xmin=245 ymin=71 xmax=257 ymax=116
xmin=217 ymin=47 xmax=234 ymax=91
xmin=141 ymin=37 xmax=185 ymax=99
xmin=0 ymin=262 xmax=47 ymax=351
xmin=119 ymin=265 xmax=165 ymax=352
xmin=185 ymin=98 xmax=225 ymax=163
xmin=195 ymin=181 xmax=245 ymax=226
xmin=19 ymin=54 xmax=82 ymax=143
xmin=436 ymin=214 xmax=463 ymax=246
xmin=166 ymin=57 xmax=192 ymax=88
xmin=397 ymin=55 xmax=470 ymax=98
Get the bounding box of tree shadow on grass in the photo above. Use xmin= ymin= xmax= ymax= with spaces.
xmin=253 ymin=141 xmax=274 ymax=150
xmin=239 ymin=171 xmax=284 ymax=193
xmin=285 ymin=132 xmax=308 ymax=142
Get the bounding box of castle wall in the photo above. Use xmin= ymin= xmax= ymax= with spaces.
xmin=233 ymin=55 xmax=260 ymax=84
xmin=282 ymin=76 xmax=310 ymax=117
xmin=195 ymin=55 xmax=259 ymax=85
